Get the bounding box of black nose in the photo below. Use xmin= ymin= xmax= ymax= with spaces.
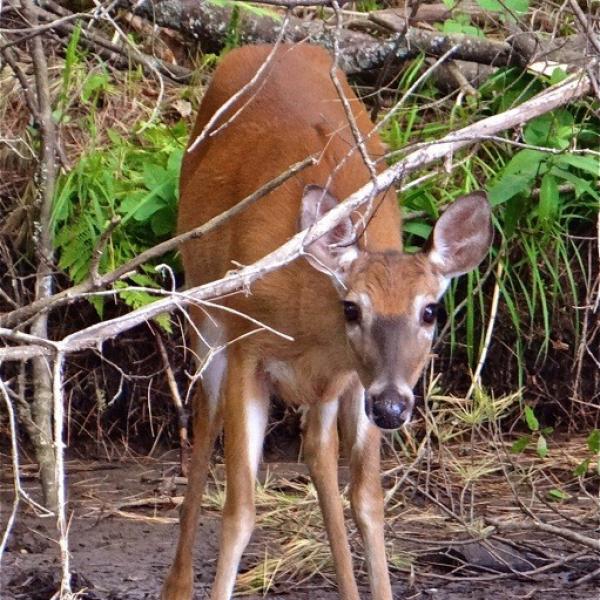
xmin=365 ymin=387 xmax=409 ymax=430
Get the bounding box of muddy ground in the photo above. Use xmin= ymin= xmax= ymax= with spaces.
xmin=1 ymin=454 xmax=598 ymax=599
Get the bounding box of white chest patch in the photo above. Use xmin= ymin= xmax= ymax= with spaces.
xmin=264 ymin=360 xmax=296 ymax=388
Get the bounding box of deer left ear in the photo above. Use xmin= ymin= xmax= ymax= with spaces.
xmin=427 ymin=192 xmax=493 ymax=278
xmin=299 ymin=185 xmax=359 ymax=277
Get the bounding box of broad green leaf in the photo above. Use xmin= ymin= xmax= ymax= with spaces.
xmin=556 ymin=154 xmax=600 ymax=177
xmin=505 ymin=0 xmax=529 ymax=13
xmin=502 ymin=196 xmax=526 ymax=238
xmin=551 ymin=167 xmax=600 ymax=200
xmin=82 ymin=72 xmax=110 ymax=104
xmin=550 ymin=68 xmax=568 ymax=84
xmin=142 ymin=163 xmax=169 ymax=191
xmin=524 ymin=405 xmax=539 ymax=431
xmin=547 ymin=488 xmax=569 ymax=501
xmin=573 ymin=458 xmax=590 ymax=477
xmin=587 ymin=429 xmax=600 ymax=453
xmin=151 ymin=207 xmax=176 ymax=237
xmin=476 ymin=0 xmax=503 ymax=11
xmin=536 ymin=434 xmax=548 ymax=458
xmin=538 ymin=173 xmax=559 ymax=223
xmin=489 ymin=173 xmax=533 ymax=206
xmin=403 ymin=221 xmax=432 ymax=240
xmin=524 ymin=110 xmax=573 ymax=149
xmin=511 ymin=435 xmax=530 ymax=453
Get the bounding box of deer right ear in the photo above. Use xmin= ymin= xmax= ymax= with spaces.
xmin=299 ymin=185 xmax=359 ymax=277
xmin=427 ymin=192 xmax=493 ymax=278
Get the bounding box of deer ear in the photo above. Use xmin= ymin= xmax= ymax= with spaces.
xmin=299 ymin=185 xmax=359 ymax=276
xmin=427 ymin=192 xmax=493 ymax=278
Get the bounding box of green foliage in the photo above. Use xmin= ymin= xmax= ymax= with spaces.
xmin=52 ymin=121 xmax=188 ymax=325
xmin=382 ymin=62 xmax=598 ymax=395
xmin=476 ymin=0 xmax=529 ymax=15
xmin=510 ymin=405 xmax=553 ymax=458
xmin=573 ymin=430 xmax=600 ymax=477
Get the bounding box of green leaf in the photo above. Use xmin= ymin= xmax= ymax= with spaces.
xmin=524 ymin=405 xmax=539 ymax=431
xmin=505 ymin=0 xmax=529 ymax=13
xmin=538 ymin=173 xmax=559 ymax=223
xmin=524 ymin=111 xmax=573 ymax=149
xmin=536 ymin=434 xmax=548 ymax=458
xmin=476 ymin=0 xmax=502 ymax=11
xmin=81 ymin=72 xmax=110 ymax=104
xmin=476 ymin=0 xmax=528 ymax=12
xmin=547 ymin=488 xmax=569 ymax=502
xmin=489 ymin=173 xmax=532 ymax=206
xmin=167 ymin=148 xmax=184 ymax=178
xmin=587 ymin=429 xmax=600 ymax=454
xmin=573 ymin=458 xmax=590 ymax=477
xmin=550 ymin=67 xmax=568 ymax=84
xmin=550 ymin=167 xmax=600 ymax=200
xmin=511 ymin=435 xmax=531 ymax=453
xmin=555 ymin=154 xmax=600 ymax=177
xmin=151 ymin=207 xmax=176 ymax=237
xmin=403 ymin=220 xmax=432 ymax=240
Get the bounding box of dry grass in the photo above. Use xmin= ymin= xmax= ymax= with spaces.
xmin=68 ymin=387 xmax=596 ymax=596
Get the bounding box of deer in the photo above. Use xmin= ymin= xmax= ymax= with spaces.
xmin=162 ymin=43 xmax=492 ymax=600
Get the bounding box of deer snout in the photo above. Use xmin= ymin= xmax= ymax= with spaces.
xmin=365 ymin=386 xmax=413 ymax=430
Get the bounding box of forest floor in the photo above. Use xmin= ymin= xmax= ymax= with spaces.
xmin=1 ymin=443 xmax=598 ymax=600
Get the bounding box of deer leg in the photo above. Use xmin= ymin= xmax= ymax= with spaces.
xmin=339 ymin=381 xmax=392 ymax=600
xmin=162 ymin=347 xmax=226 ymax=600
xmin=303 ymin=400 xmax=360 ymax=600
xmin=211 ymin=346 xmax=268 ymax=600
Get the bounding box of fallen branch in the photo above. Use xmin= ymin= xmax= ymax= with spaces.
xmin=122 ymin=0 xmax=526 ymax=74
xmin=487 ymin=517 xmax=600 ymax=553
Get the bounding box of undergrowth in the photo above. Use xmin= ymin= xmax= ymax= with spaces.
xmin=45 ymin=11 xmax=599 ymax=432
xmin=381 ymin=60 xmax=599 ymax=418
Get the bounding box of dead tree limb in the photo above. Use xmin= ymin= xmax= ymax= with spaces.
xmin=121 ymin=0 xmax=526 ymax=74
xmin=21 ymin=0 xmax=59 ymax=513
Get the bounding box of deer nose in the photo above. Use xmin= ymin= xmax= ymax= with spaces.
xmin=366 ymin=387 xmax=412 ymax=430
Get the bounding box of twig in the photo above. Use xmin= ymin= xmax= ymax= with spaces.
xmin=487 ymin=517 xmax=600 ymax=553
xmin=568 ymin=0 xmax=600 ymax=56
xmin=0 ymin=70 xmax=592 ymax=355
xmin=187 ymin=14 xmax=291 ymax=153
xmin=330 ymin=0 xmax=377 ymax=179
xmin=50 ymin=351 xmax=72 ymax=599
xmin=153 ymin=330 xmax=190 ymax=475
xmin=0 ymin=45 xmax=40 ymax=119
xmin=466 ymin=260 xmax=504 ymax=399
xmin=0 ymin=376 xmax=21 ymax=561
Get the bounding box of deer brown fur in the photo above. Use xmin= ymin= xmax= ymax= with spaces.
xmin=162 ymin=43 xmax=492 ymax=600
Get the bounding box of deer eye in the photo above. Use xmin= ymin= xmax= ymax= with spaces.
xmin=422 ymin=303 xmax=440 ymax=325
xmin=343 ymin=301 xmax=361 ymax=324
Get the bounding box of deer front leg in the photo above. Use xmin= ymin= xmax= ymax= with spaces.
xmin=339 ymin=382 xmax=393 ymax=600
xmin=162 ymin=360 xmax=225 ymax=600
xmin=303 ymin=400 xmax=360 ymax=600
xmin=211 ymin=346 xmax=269 ymax=600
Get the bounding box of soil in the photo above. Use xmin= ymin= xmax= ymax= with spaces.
xmin=1 ymin=455 xmax=597 ymax=600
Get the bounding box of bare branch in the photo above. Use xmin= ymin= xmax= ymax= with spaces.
xmin=27 ymin=70 xmax=590 ymax=356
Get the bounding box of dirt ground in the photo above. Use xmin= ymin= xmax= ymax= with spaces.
xmin=1 ymin=454 xmax=598 ymax=600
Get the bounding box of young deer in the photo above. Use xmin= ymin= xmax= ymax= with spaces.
xmin=162 ymin=44 xmax=492 ymax=600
